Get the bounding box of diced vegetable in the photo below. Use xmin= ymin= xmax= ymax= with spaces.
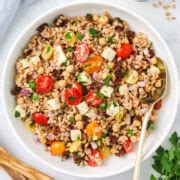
xmin=101 ymin=47 xmax=116 ymax=61
xmin=20 ymin=89 xmax=30 ymax=96
xmin=31 ymin=93 xmax=39 ymax=102
xmin=32 ymin=112 xmax=48 ymax=126
xmin=41 ymin=45 xmax=53 ymax=60
xmin=119 ymin=84 xmax=128 ymax=95
xmin=103 ymin=75 xmax=112 ymax=86
xmin=14 ymin=105 xmax=26 ymax=119
xmin=124 ymin=70 xmax=138 ymax=84
xmin=29 ymin=81 xmax=36 ymax=91
xmin=69 ymin=140 xmax=82 ymax=153
xmin=24 ymin=121 xmax=35 ymax=132
xmin=106 ymin=102 xmax=120 ymax=117
xmin=76 ymin=32 xmax=84 ymax=41
xmin=86 ymin=122 xmax=102 ymax=140
xmin=100 ymin=85 xmax=114 ymax=98
xmin=46 ymin=98 xmax=60 ymax=111
xmin=50 ymin=141 xmax=65 ymax=156
xmin=100 ymin=146 xmax=111 ymax=159
xmin=76 ymin=101 xmax=89 ymax=115
xmin=115 ymin=106 xmax=125 ymax=122
xmin=88 ymin=28 xmax=98 ymax=37
xmin=64 ymin=31 xmax=76 ymax=45
xmin=77 ymin=72 xmax=92 ymax=86
xmin=54 ymin=45 xmax=67 ymax=65
xmin=99 ymin=103 xmax=107 ymax=110
xmin=83 ymin=55 xmax=104 ymax=74
xmin=70 ymin=130 xmax=82 ymax=141
xmin=154 ymin=99 xmax=162 ymax=110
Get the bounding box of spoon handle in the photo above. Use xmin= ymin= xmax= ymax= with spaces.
xmin=133 ymin=105 xmax=154 ymax=180
xmin=0 ymin=147 xmax=52 ymax=180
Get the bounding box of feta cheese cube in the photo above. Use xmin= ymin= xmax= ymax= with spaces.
xmin=102 ymin=47 xmax=116 ymax=61
xmin=100 ymin=85 xmax=114 ymax=98
xmin=77 ymin=101 xmax=89 ymax=115
xmin=14 ymin=105 xmax=26 ymax=119
xmin=106 ymin=102 xmax=120 ymax=117
xmin=119 ymin=84 xmax=128 ymax=95
xmin=77 ymin=72 xmax=92 ymax=86
xmin=85 ymin=109 xmax=97 ymax=119
xmin=47 ymin=98 xmax=60 ymax=111
xmin=149 ymin=65 xmax=160 ymax=75
xmin=54 ymin=45 xmax=67 ymax=65
xmin=29 ymin=56 xmax=40 ymax=66
xmin=20 ymin=59 xmax=29 ymax=69
xmin=70 ymin=130 xmax=81 ymax=141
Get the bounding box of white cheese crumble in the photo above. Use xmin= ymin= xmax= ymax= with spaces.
xmin=106 ymin=102 xmax=120 ymax=117
xmin=14 ymin=105 xmax=26 ymax=119
xmin=100 ymin=85 xmax=114 ymax=98
xmin=77 ymin=72 xmax=92 ymax=86
xmin=102 ymin=47 xmax=116 ymax=61
xmin=54 ymin=45 xmax=67 ymax=65
xmin=77 ymin=101 xmax=89 ymax=115
xmin=29 ymin=56 xmax=40 ymax=66
xmin=119 ymin=84 xmax=128 ymax=95
xmin=85 ymin=109 xmax=97 ymax=119
xmin=20 ymin=59 xmax=29 ymax=69
xmin=46 ymin=98 xmax=60 ymax=111
xmin=70 ymin=130 xmax=81 ymax=141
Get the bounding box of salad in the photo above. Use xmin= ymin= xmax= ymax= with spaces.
xmin=11 ymin=12 xmax=165 ymax=166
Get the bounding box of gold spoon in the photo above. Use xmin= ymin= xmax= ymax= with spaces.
xmin=133 ymin=57 xmax=167 ymax=180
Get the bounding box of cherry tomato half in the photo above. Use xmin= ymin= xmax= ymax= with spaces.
xmin=73 ymin=81 xmax=83 ymax=95
xmin=33 ymin=112 xmax=48 ymax=126
xmin=36 ymin=75 xmax=54 ymax=94
xmin=86 ymin=122 xmax=102 ymax=139
xmin=75 ymin=43 xmax=90 ymax=62
xmin=50 ymin=141 xmax=65 ymax=156
xmin=85 ymin=91 xmax=103 ymax=107
xmin=65 ymin=88 xmax=82 ymax=105
xmin=115 ymin=43 xmax=133 ymax=60
xmin=154 ymin=99 xmax=162 ymax=110
xmin=83 ymin=55 xmax=103 ymax=74
xmin=87 ymin=150 xmax=103 ymax=167
xmin=123 ymin=138 xmax=132 ymax=153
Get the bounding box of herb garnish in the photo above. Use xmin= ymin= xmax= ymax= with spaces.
xmin=88 ymin=28 xmax=98 ymax=37
xmin=29 ymin=81 xmax=36 ymax=91
xmin=96 ymin=92 xmax=104 ymax=99
xmin=15 ymin=111 xmax=20 ymax=118
xmin=66 ymin=47 xmax=74 ymax=52
xmin=103 ymin=75 xmax=112 ymax=86
xmin=76 ymin=32 xmax=84 ymax=41
xmin=65 ymin=31 xmax=72 ymax=40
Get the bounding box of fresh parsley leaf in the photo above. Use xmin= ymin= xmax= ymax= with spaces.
xmin=46 ymin=46 xmax=51 ymax=53
xmin=31 ymin=93 xmax=39 ymax=102
xmin=103 ymin=75 xmax=111 ymax=86
xmin=106 ymin=64 xmax=112 ymax=71
xmin=96 ymin=92 xmax=104 ymax=99
xmin=66 ymin=46 xmax=74 ymax=52
xmin=106 ymin=36 xmax=116 ymax=43
xmin=88 ymin=28 xmax=98 ymax=37
xmin=62 ymin=59 xmax=68 ymax=66
xmin=15 ymin=111 xmax=20 ymax=118
xmin=127 ymin=129 xmax=135 ymax=137
xmin=65 ymin=31 xmax=72 ymax=40
xmin=68 ymin=96 xmax=76 ymax=101
xmin=99 ymin=103 xmax=107 ymax=110
xmin=77 ymin=136 xmax=81 ymax=140
xmin=169 ymin=132 xmax=178 ymax=146
xmin=76 ymin=32 xmax=84 ymax=41
xmin=29 ymin=81 xmax=36 ymax=91
xmin=99 ymin=133 xmax=107 ymax=145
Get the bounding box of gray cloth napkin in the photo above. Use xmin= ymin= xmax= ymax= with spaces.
xmin=0 ymin=0 xmax=36 ymax=40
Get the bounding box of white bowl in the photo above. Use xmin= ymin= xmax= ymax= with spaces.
xmin=2 ymin=2 xmax=179 ymax=178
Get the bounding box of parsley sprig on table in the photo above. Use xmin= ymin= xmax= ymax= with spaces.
xmin=150 ymin=132 xmax=180 ymax=180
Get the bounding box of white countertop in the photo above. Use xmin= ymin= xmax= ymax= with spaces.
xmin=0 ymin=0 xmax=179 ymax=179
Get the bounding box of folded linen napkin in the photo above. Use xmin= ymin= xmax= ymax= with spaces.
xmin=0 ymin=0 xmax=36 ymax=40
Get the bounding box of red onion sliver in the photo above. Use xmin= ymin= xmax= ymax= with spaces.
xmin=20 ymin=89 xmax=30 ymax=96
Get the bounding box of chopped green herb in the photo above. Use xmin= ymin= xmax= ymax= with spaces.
xmin=86 ymin=14 xmax=93 ymax=21
xmin=106 ymin=36 xmax=116 ymax=43
xmin=62 ymin=59 xmax=68 ymax=66
xmin=68 ymin=96 xmax=76 ymax=101
xmin=29 ymin=81 xmax=36 ymax=91
xmin=77 ymin=136 xmax=81 ymax=140
xmin=96 ymin=92 xmax=104 ymax=99
xmin=66 ymin=47 xmax=74 ymax=52
xmin=76 ymin=32 xmax=84 ymax=41
xmin=88 ymin=28 xmax=98 ymax=37
xmin=100 ymin=103 xmax=107 ymax=110
xmin=103 ymin=75 xmax=112 ymax=86
xmin=99 ymin=133 xmax=107 ymax=145
xmin=46 ymin=46 xmax=51 ymax=54
xmin=15 ymin=111 xmax=20 ymax=118
xmin=68 ymin=115 xmax=74 ymax=123
xmin=148 ymin=122 xmax=155 ymax=132
xmin=31 ymin=93 xmax=39 ymax=102
xmin=127 ymin=129 xmax=135 ymax=137
xmin=106 ymin=64 xmax=112 ymax=71
xmin=65 ymin=31 xmax=72 ymax=40
xmin=150 ymin=131 xmax=180 ymax=180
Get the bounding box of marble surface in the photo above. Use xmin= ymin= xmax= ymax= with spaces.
xmin=0 ymin=0 xmax=179 ymax=179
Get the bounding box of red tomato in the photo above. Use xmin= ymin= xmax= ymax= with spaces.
xmin=115 ymin=43 xmax=133 ymax=60
xmin=87 ymin=159 xmax=97 ymax=167
xmin=75 ymin=43 xmax=90 ymax=62
xmin=64 ymin=88 xmax=82 ymax=105
xmin=73 ymin=81 xmax=82 ymax=95
xmin=115 ymin=148 xmax=126 ymax=157
xmin=154 ymin=99 xmax=162 ymax=110
xmin=123 ymin=139 xmax=132 ymax=153
xmin=85 ymin=91 xmax=103 ymax=107
xmin=36 ymin=75 xmax=54 ymax=94
xmin=87 ymin=150 xmax=103 ymax=167
xmin=33 ymin=112 xmax=48 ymax=126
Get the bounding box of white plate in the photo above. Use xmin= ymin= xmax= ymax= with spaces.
xmin=2 ymin=2 xmax=179 ymax=178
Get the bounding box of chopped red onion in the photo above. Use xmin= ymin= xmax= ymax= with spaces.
xmin=20 ymin=89 xmax=30 ymax=96
xmin=137 ymin=81 xmax=146 ymax=88
xmin=90 ymin=141 xmax=98 ymax=149
xmin=47 ymin=133 xmax=55 ymax=141
xmin=33 ymin=135 xmax=40 ymax=143
xmin=92 ymin=72 xmax=98 ymax=80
